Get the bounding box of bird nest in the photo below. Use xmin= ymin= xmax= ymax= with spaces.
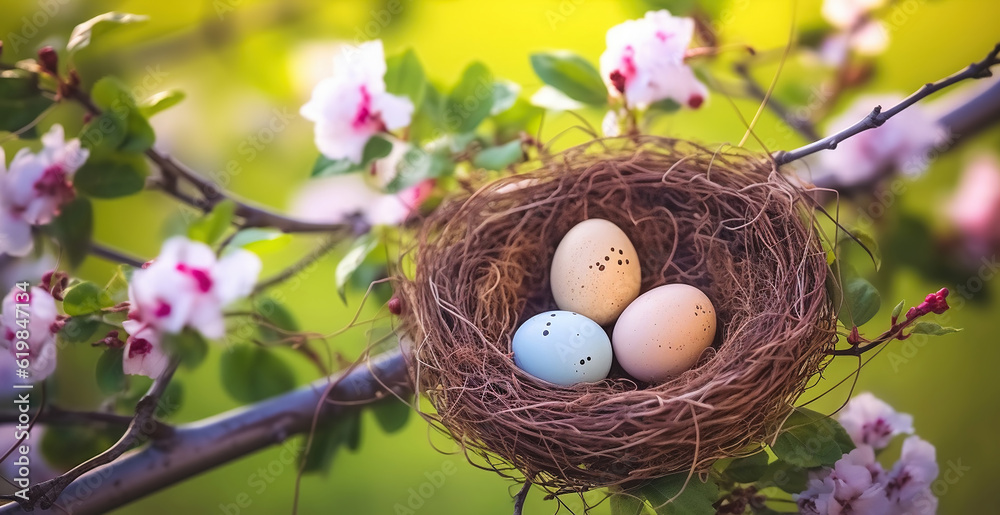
xmin=396 ymin=135 xmax=837 ymax=494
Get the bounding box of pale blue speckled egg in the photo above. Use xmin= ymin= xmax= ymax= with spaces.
xmin=511 ymin=310 xmax=612 ymax=386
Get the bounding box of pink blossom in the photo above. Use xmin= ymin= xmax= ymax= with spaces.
xmin=822 ymin=0 xmax=887 ymax=30
xmin=813 ymin=94 xmax=945 ymax=188
xmin=0 ymin=124 xmax=89 ymax=257
xmin=1 ymin=286 xmax=59 ymax=383
xmin=599 ymin=10 xmax=708 ymax=109
xmin=300 ymin=40 xmax=414 ymax=163
xmin=946 ymin=154 xmax=1000 ymax=252
xmin=797 ymin=447 xmax=891 ymax=515
xmin=290 ymin=138 xmax=432 ymax=227
xmin=885 ymin=436 xmax=939 ymax=515
xmin=121 ymin=319 xmax=170 ymax=378
xmin=839 ymin=392 xmax=914 ymax=450
xmin=127 ymin=237 xmax=261 ymax=340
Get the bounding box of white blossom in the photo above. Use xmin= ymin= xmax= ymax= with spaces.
xmin=812 ymin=94 xmax=945 ymax=188
xmin=0 ymin=124 xmax=89 ymax=257
xmin=300 ymin=40 xmax=414 ymax=163
xmin=599 ymin=10 xmax=707 ymax=109
xmin=822 ymin=0 xmax=887 ymax=30
xmin=839 ymin=392 xmax=915 ymax=449
xmin=1 ymin=286 xmax=59 ymax=383
xmin=121 ymin=319 xmax=170 ymax=378
xmin=127 ymin=237 xmax=261 ymax=340
xmin=885 ymin=436 xmax=939 ymax=515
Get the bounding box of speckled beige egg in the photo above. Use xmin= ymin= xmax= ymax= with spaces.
xmin=612 ymin=284 xmax=717 ymax=383
xmin=550 ymin=219 xmax=641 ymax=325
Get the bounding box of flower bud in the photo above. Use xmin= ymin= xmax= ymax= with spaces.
xmin=38 ymin=46 xmax=59 ymax=75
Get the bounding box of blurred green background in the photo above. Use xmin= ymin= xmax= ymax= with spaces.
xmin=2 ymin=0 xmax=999 ymax=513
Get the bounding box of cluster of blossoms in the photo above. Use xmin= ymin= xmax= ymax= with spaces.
xmin=296 ymin=40 xmax=431 ymax=227
xmin=0 ymin=286 xmax=60 ymax=382
xmin=820 ymin=0 xmax=890 ymax=65
xmin=811 ymin=93 xmax=945 ymax=188
xmin=122 ymin=237 xmax=261 ymax=377
xmin=797 ymin=393 xmax=939 ymax=515
xmin=0 ymin=124 xmax=89 ymax=257
xmin=599 ymin=10 xmax=708 ymax=110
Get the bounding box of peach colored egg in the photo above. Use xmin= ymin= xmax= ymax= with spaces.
xmin=612 ymin=284 xmax=717 ymax=382
xmin=550 ymin=219 xmax=641 ymax=325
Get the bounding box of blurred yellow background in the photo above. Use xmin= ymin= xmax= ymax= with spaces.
xmin=2 ymin=0 xmax=999 ymax=513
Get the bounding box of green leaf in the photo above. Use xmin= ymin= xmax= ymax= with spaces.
xmin=157 ymin=380 xmax=185 ymax=418
xmin=473 ymin=140 xmax=523 ymax=170
xmin=529 ymin=51 xmax=608 ymax=106
xmin=838 ymin=276 xmax=881 ymax=327
xmin=840 ymin=228 xmax=882 ymax=271
xmin=187 ymin=199 xmax=236 ymax=245
xmin=648 ymin=98 xmax=682 ymax=113
xmin=723 ymin=451 xmax=770 ymax=483
xmin=254 ymin=297 xmax=299 ymax=343
xmin=385 ymin=48 xmax=426 ymax=108
xmin=491 ymin=80 xmax=521 ymax=116
xmin=87 ymin=77 xmax=155 ymax=153
xmin=335 ymin=235 xmax=379 ymax=302
xmin=610 ymin=492 xmax=648 ymax=515
xmin=67 ymin=12 xmax=149 ymax=53
xmin=891 ymin=300 xmax=905 ymax=321
xmin=104 ymin=265 xmax=133 ymax=304
xmin=909 ymin=322 xmax=962 ymax=336
xmin=63 ymin=281 xmax=113 ymax=316
xmin=446 ymin=61 xmax=494 ymax=133
xmin=41 ymin=425 xmax=119 ymax=470
xmin=96 ymin=347 xmax=126 ymax=395
xmin=80 ymin=111 xmax=127 ymax=154
xmin=385 ymin=146 xmax=453 ymax=193
xmin=139 ymin=89 xmax=186 ymax=118
xmin=120 ymin=109 xmax=155 ymax=153
xmin=224 ymin=228 xmax=291 ymax=256
xmin=47 ymin=197 xmax=93 ymax=268
xmin=162 ymin=329 xmax=209 ymax=369
xmin=0 ymin=71 xmax=53 ymax=136
xmin=58 ymin=317 xmax=103 ymax=345
xmin=361 ymin=135 xmax=393 ymax=164
xmin=301 ymin=412 xmax=362 ymax=474
xmin=757 ymin=460 xmax=808 ymax=494
xmin=74 ymin=153 xmax=148 ymax=198
xmin=639 ymin=473 xmax=719 ymax=515
xmin=220 ymin=344 xmax=297 ymax=403
xmin=371 ymin=398 xmax=412 ymax=434
xmin=772 ymin=407 xmax=854 ymax=468
xmin=311 ymin=154 xmax=359 ymax=178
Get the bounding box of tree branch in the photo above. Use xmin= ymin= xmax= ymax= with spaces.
xmin=87 ymin=242 xmax=146 ymax=268
xmin=733 ymin=62 xmax=821 ymax=142
xmin=512 ymin=479 xmax=532 ymax=515
xmin=0 ymin=406 xmax=153 ymax=432
xmin=774 ymin=42 xmax=1000 ymax=166
xmin=0 ymin=350 xmax=409 ymax=514
xmin=252 ymin=236 xmax=340 ymax=294
xmin=63 ymin=87 xmax=348 ymax=235
xmin=12 ymin=360 xmax=180 ymax=510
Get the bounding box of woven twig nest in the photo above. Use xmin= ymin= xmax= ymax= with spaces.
xmin=397 ymin=136 xmax=837 ymax=494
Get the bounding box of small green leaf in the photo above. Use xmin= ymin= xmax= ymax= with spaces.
xmin=67 ymin=12 xmax=149 ymax=53
xmin=371 ymin=398 xmax=412 ymax=434
xmin=446 ymin=61 xmax=494 ymax=133
xmin=63 ymin=281 xmax=113 ymax=316
xmin=104 ymin=265 xmax=133 ymax=304
xmin=891 ymin=300 xmax=905 ymax=321
xmin=0 ymin=71 xmax=53 ymax=136
xmin=385 ymin=48 xmax=426 ymax=108
xmin=139 ymin=89 xmax=186 ymax=118
xmin=301 ymin=412 xmax=362 ymax=474
xmin=757 ymin=460 xmax=808 ymax=494
xmin=254 ymin=297 xmax=299 ymax=343
xmin=311 ymin=154 xmax=360 ymax=178
xmin=909 ymin=322 xmax=962 ymax=336
xmin=639 ymin=473 xmax=719 ymax=515
xmin=648 ymin=98 xmax=682 ymax=113
xmin=840 ymin=228 xmax=882 ymax=271
xmin=79 ymin=111 xmax=127 ymax=154
xmin=473 ymin=140 xmax=523 ymax=170
xmin=610 ymin=492 xmax=648 ymax=515
xmin=96 ymin=347 xmax=126 ymax=395
xmin=529 ymin=51 xmax=608 ymax=106
xmin=120 ymin=109 xmax=155 ymax=153
xmin=361 ymin=135 xmax=393 ymax=164
xmin=838 ymin=276 xmax=881 ymax=327
xmin=187 ymin=199 xmax=236 ymax=245
xmin=47 ymin=197 xmax=93 ymax=268
xmin=491 ymin=80 xmax=521 ymax=116
xmin=58 ymin=317 xmax=103 ymax=345
xmin=335 ymin=235 xmax=379 ymax=302
xmin=723 ymin=451 xmax=770 ymax=483
xmin=386 ymin=146 xmax=453 ymax=193
xmin=220 ymin=344 xmax=296 ymax=403
xmin=162 ymin=329 xmax=209 ymax=369
xmin=87 ymin=77 xmax=156 ymax=153
xmin=74 ymin=153 xmax=148 ymax=198
xmin=772 ymin=407 xmax=854 ymax=468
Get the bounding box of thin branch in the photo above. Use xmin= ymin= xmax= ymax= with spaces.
xmin=512 ymin=479 xmax=532 ymax=515
xmin=734 ymin=62 xmax=820 ymax=141
xmin=63 ymin=87 xmax=348 ymax=235
xmin=0 ymin=349 xmax=409 ymax=515
xmin=0 ymin=406 xmax=148 ymax=430
xmin=87 ymin=242 xmax=145 ymax=268
xmin=252 ymin=236 xmax=340 ymax=294
xmin=774 ymin=42 xmax=1000 ymax=166
xmin=15 ymin=360 xmax=180 ymax=511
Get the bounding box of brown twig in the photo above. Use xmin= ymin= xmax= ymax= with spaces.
xmin=252 ymin=236 xmax=341 ymax=294
xmin=15 ymin=360 xmax=179 ymax=510
xmin=87 ymin=241 xmax=146 ymax=268
xmin=0 ymin=406 xmax=150 ymax=431
xmin=774 ymin=42 xmax=1000 ymax=166
xmin=733 ymin=62 xmax=821 ymax=141
xmin=512 ymin=479 xmax=532 ymax=515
